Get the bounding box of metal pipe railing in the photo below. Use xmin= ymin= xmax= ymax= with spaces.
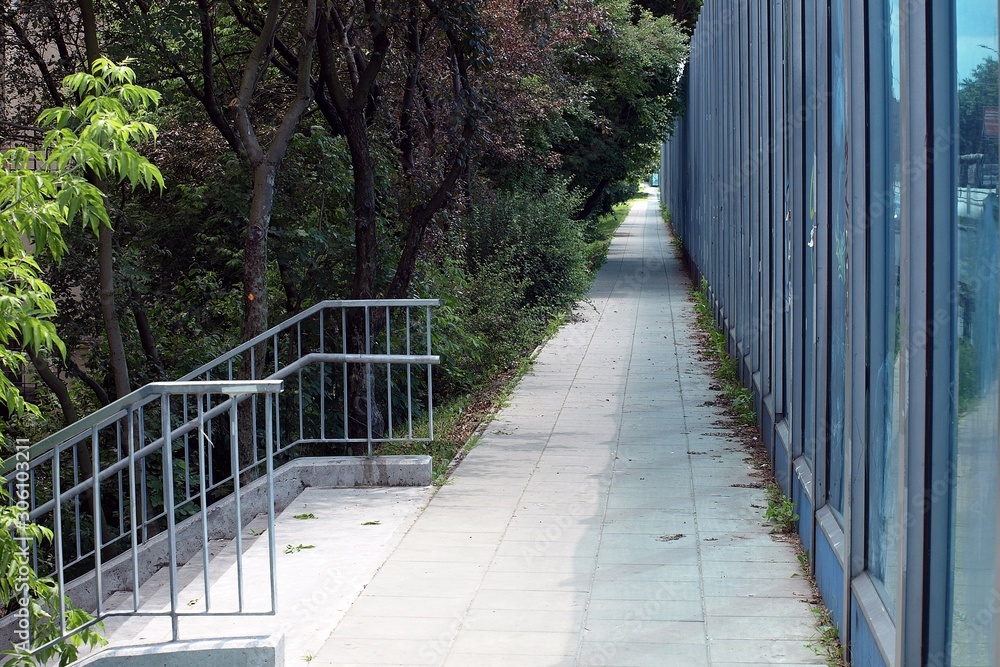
xmin=4 ymin=299 xmax=440 ymax=656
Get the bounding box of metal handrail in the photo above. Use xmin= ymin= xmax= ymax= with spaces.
xmin=20 ymin=381 xmax=283 ymax=656
xmin=3 ymin=299 xmax=440 ymax=655
xmin=3 ymin=299 xmax=440 ymax=478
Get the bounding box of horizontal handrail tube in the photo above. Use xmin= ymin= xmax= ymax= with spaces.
xmin=180 ymin=300 xmax=440 ymax=381
xmin=3 ymin=382 xmax=282 ymax=477
xmin=271 ymin=353 xmax=439 ymax=378
xmin=25 ymin=382 xmax=283 ymax=519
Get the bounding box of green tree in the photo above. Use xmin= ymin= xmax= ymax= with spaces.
xmin=0 ymin=58 xmax=162 ymax=663
xmin=1 ymin=58 xmax=162 ymax=433
xmin=555 ymin=0 xmax=688 ymax=219
xmin=959 ymin=56 xmax=999 ymax=162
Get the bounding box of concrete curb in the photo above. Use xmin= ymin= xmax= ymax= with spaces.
xmin=73 ymin=635 xmax=284 ymax=667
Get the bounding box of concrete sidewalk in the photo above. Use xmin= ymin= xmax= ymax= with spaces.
xmin=313 ymin=192 xmax=823 ymax=666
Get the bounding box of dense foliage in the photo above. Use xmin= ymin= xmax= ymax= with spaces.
xmin=1 ymin=0 xmax=691 ymax=440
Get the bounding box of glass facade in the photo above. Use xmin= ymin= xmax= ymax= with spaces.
xmin=660 ymin=0 xmax=1000 ymax=664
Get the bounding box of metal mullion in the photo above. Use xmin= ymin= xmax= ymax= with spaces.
xmin=922 ymin=0 xmax=960 ymax=660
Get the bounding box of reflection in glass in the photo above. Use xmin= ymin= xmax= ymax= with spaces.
xmin=949 ymin=2 xmax=999 ymax=663
xmin=827 ymin=0 xmax=847 ymax=517
xmin=866 ymin=0 xmax=901 ymax=616
xmin=804 ymin=0 xmax=817 ymax=470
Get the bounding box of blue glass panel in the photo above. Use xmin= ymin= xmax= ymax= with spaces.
xmin=865 ymin=0 xmax=902 ymax=617
xmin=949 ymin=1 xmax=999 ymax=663
xmin=827 ymin=0 xmax=847 ymax=518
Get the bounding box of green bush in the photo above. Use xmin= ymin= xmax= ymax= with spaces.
xmin=465 ymin=176 xmax=588 ymax=312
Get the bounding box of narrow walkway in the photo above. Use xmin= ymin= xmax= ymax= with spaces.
xmin=314 ymin=192 xmax=822 ymax=666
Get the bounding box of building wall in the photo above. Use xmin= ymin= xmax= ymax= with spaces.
xmin=661 ymin=1 xmax=999 ymax=665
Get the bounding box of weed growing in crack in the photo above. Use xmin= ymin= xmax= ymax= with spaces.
xmin=763 ymin=483 xmax=799 ymax=534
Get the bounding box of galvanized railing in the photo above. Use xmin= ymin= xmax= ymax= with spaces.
xmin=8 ymin=380 xmax=283 ymax=655
xmin=1 ymin=299 xmax=439 ymax=655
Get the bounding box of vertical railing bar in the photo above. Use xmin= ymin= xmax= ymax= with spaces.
xmin=139 ymin=405 xmax=148 ymax=542
xmin=52 ymin=449 xmax=66 ymax=638
xmin=91 ymin=425 xmax=103 ymax=616
xmin=406 ymin=308 xmax=412 ymax=439
xmin=117 ymin=421 xmax=124 ymax=536
xmin=365 ymin=305 xmax=373 ymax=456
xmin=265 ymin=393 xmax=278 ymax=614
xmin=298 ymin=321 xmax=304 ymax=441
xmin=342 ymin=308 xmax=349 ymax=443
xmin=320 ymin=309 xmax=326 ymax=440
xmin=160 ymin=393 xmax=180 ymax=642
xmin=275 ymin=383 xmax=283 ymax=457
xmin=251 ymin=347 xmax=259 ymax=469
xmin=274 ymin=333 xmax=280 ymax=375
xmin=386 ymin=306 xmax=392 ymax=440
xmin=127 ymin=409 xmax=140 ymax=612
xmin=426 ymin=306 xmax=434 ymax=440
xmin=72 ymin=444 xmax=81 ymax=560
xmin=227 ymin=358 xmax=233 ymax=382
xmin=229 ymin=394 xmax=245 ymax=613
xmin=197 ymin=394 xmax=212 ymax=612
xmin=29 ymin=469 xmax=38 ymax=573
xmin=205 ymin=369 xmax=214 ymax=489
xmin=183 ymin=394 xmax=191 ymax=501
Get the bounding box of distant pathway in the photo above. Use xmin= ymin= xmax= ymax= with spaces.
xmin=313 ymin=191 xmax=823 ymax=666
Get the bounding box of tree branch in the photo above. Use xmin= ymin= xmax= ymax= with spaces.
xmin=2 ymin=17 xmax=66 ymax=106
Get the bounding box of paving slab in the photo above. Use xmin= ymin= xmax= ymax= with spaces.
xmin=313 ymin=191 xmax=823 ymax=665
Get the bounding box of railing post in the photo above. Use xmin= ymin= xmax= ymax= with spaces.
xmin=265 ymin=394 xmax=278 ymax=613
xmin=197 ymin=395 xmax=212 ymax=612
xmin=91 ymin=426 xmax=103 ymax=616
xmin=229 ymin=394 xmax=245 ymax=612
xmin=160 ymin=392 xmax=179 ymax=642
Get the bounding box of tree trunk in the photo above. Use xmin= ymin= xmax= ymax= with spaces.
xmin=132 ymin=293 xmax=165 ymax=380
xmin=98 ymin=224 xmax=131 ymax=399
xmin=235 ymin=162 xmax=278 ymax=475
xmin=344 ymin=114 xmax=383 ymax=452
xmin=79 ymin=0 xmax=132 ymax=401
xmin=66 ymin=356 xmax=111 ymax=407
xmin=578 ymin=177 xmax=612 ymax=221
xmin=30 ymin=354 xmax=76 ymax=426
xmin=240 ymin=162 xmax=276 ymax=348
